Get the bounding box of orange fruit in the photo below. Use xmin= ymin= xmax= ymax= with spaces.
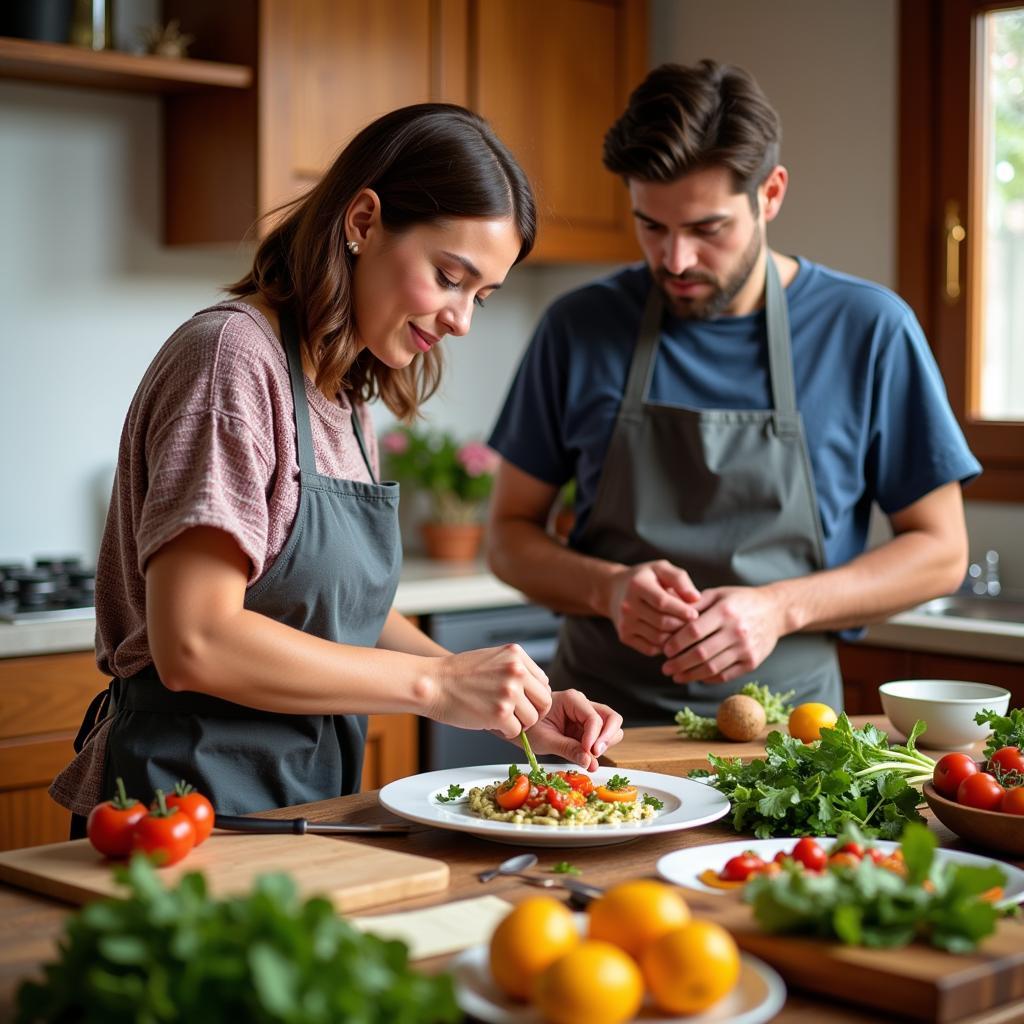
xmin=535 ymin=939 xmax=644 ymax=1024
xmin=488 ymin=896 xmax=578 ymax=1001
xmin=641 ymin=920 xmax=741 ymax=1014
xmin=587 ymin=879 xmax=690 ymax=960
xmin=788 ymin=702 xmax=838 ymax=743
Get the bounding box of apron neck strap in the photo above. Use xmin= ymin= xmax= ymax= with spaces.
xmin=623 ymin=255 xmax=798 ymax=419
xmin=350 ymin=403 xmax=377 ymax=484
xmin=279 ymin=306 xmax=318 ymax=475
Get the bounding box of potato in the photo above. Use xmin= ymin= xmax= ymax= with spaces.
xmin=716 ymin=694 xmax=766 ymax=742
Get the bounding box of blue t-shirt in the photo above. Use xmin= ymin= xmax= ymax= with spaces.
xmin=489 ymin=259 xmax=980 ymax=574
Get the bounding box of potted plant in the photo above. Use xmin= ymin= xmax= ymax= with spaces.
xmin=382 ymin=426 xmax=499 ymax=561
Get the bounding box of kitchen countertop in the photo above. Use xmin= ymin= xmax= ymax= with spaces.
xmin=3 ymin=739 xmax=1023 ymax=1023
xmin=2 ymin=557 xmax=1022 ymax=664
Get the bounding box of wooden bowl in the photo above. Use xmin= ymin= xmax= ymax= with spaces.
xmin=923 ymin=780 xmax=1024 ymax=856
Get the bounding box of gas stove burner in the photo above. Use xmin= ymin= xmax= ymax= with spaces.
xmin=0 ymin=558 xmax=96 ymax=624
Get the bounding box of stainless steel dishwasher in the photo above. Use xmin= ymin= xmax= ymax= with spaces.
xmin=420 ymin=602 xmax=563 ymax=770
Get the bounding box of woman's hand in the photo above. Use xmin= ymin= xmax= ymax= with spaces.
xmin=432 ymin=643 xmax=552 ymax=739
xmin=525 ymin=689 xmax=624 ymax=771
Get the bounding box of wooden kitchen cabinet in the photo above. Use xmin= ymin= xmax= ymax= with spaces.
xmin=838 ymin=641 xmax=1024 ymax=715
xmin=162 ymin=0 xmax=646 ymax=259
xmin=0 ymin=650 xmax=417 ymax=850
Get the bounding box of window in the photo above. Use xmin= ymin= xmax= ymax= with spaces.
xmin=900 ymin=0 xmax=1024 ymax=501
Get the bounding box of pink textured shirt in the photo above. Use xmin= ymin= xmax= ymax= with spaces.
xmin=95 ymin=301 xmax=379 ymax=679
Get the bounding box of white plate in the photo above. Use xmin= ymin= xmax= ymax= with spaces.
xmin=378 ymin=764 xmax=730 ymax=847
xmin=656 ymin=837 xmax=1024 ymax=906
xmin=451 ymin=940 xmax=786 ymax=1024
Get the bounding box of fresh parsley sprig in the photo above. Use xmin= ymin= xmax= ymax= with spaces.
xmin=975 ymin=707 xmax=1024 ymax=760
xmin=702 ymin=714 xmax=935 ymax=839
xmin=744 ymin=823 xmax=1006 ymax=952
xmin=436 ymin=784 xmax=464 ymax=803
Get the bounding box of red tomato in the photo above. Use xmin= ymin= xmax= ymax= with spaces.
xmin=132 ymin=790 xmax=196 ymax=867
xmin=555 ymin=770 xmax=595 ymax=796
xmin=828 ymin=851 xmax=862 ymax=870
xmin=933 ymin=752 xmax=979 ymax=798
xmin=834 ymin=842 xmax=864 ymax=860
xmin=720 ymin=852 xmax=767 ymax=882
xmin=867 ymin=847 xmax=888 ymax=865
xmin=956 ymin=772 xmax=1005 ymax=811
xmin=593 ymin=784 xmax=638 ymax=803
xmin=495 ymin=774 xmax=529 ymax=810
xmin=164 ymin=781 xmax=214 ymax=845
xmin=525 ymin=785 xmax=550 ymax=809
xmin=1001 ymin=787 xmax=1024 ymax=816
xmin=790 ymin=837 xmax=828 ymax=872
xmin=989 ymin=747 xmax=1024 ymax=779
xmin=773 ymin=850 xmax=790 ymax=865
xmin=86 ymin=777 xmax=146 ymax=858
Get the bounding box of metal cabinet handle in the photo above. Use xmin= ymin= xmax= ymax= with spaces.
xmin=945 ymin=201 xmax=966 ymax=303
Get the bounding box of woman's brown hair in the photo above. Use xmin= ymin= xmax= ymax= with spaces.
xmin=229 ymin=103 xmax=536 ymax=421
xmin=603 ymin=60 xmax=781 ymax=210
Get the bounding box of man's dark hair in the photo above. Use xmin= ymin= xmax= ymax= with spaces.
xmin=603 ymin=60 xmax=781 ymax=208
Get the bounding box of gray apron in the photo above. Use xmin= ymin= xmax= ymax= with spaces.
xmin=549 ymin=256 xmax=842 ymax=724
xmin=76 ymin=307 xmax=401 ymax=814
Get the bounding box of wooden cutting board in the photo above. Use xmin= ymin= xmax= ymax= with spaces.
xmin=686 ymin=888 xmax=1024 ymax=1024
xmin=0 ymin=833 xmax=449 ymax=914
xmin=603 ymin=716 xmax=981 ymax=777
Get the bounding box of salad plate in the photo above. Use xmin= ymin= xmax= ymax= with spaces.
xmin=378 ymin=764 xmax=729 ymax=847
xmin=450 ymin=940 xmax=785 ymax=1024
xmin=656 ymin=836 xmax=1024 ymax=905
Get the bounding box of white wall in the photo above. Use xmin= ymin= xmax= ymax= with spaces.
xmin=1 ymin=0 xmax=1020 ymax=586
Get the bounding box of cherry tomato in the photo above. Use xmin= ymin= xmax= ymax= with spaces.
xmin=86 ymin=777 xmax=146 ymax=858
xmin=594 ymin=784 xmax=638 ymax=803
xmin=720 ymin=852 xmax=767 ymax=882
xmin=555 ymin=770 xmax=595 ymax=796
xmin=867 ymin=847 xmax=888 ymax=865
xmin=956 ymin=772 xmax=1005 ymax=811
xmin=164 ymin=781 xmax=214 ymax=845
xmin=933 ymin=752 xmax=979 ymax=798
xmin=545 ymin=787 xmax=585 ymax=813
xmin=790 ymin=837 xmax=828 ymax=872
xmin=989 ymin=746 xmax=1024 ymax=779
xmin=132 ymin=789 xmax=196 ymax=867
xmin=495 ymin=774 xmax=529 ymax=810
xmin=525 ymin=785 xmax=551 ymax=809
xmin=834 ymin=841 xmax=864 ymax=860
xmin=828 ymin=851 xmax=861 ymax=870
xmin=1001 ymin=787 xmax=1024 ymax=816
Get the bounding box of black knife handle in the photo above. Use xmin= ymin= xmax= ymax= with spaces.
xmin=214 ymin=814 xmax=307 ymax=834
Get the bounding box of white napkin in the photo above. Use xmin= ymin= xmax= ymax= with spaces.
xmin=351 ymin=895 xmax=512 ymax=960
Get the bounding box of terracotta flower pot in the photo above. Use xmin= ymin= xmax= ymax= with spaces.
xmin=421 ymin=522 xmax=484 ymax=562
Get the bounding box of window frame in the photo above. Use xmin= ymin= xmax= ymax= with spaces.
xmin=899 ymin=0 xmax=1024 ymax=502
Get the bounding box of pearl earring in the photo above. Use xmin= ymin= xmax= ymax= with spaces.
xmin=346 ymin=240 xmax=360 ymax=255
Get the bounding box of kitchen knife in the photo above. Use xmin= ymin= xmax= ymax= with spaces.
xmin=214 ymin=814 xmax=413 ymax=835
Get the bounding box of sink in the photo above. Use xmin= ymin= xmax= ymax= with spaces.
xmin=916 ymin=594 xmax=1024 ymax=625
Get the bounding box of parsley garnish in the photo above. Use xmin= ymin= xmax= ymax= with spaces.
xmin=604 ymin=774 xmax=631 ymax=791
xmin=551 ymin=861 xmax=581 ymax=875
xmin=642 ymin=793 xmax=665 ymax=810
xmin=436 ymin=784 xmax=464 ymax=803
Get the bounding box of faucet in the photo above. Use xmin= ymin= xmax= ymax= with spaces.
xmin=966 ymin=549 xmax=1001 ymax=597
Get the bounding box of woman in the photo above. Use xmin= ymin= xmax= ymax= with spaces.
xmin=53 ymin=103 xmax=623 ymax=830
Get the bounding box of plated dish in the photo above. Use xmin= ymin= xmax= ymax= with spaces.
xmin=378 ymin=765 xmax=730 ymax=847
xmin=656 ymin=837 xmax=1024 ymax=906
xmin=450 ymin=941 xmax=786 ymax=1024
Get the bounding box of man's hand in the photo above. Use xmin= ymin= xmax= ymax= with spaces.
xmin=525 ymin=689 xmax=624 ymax=771
xmin=661 ymin=586 xmax=787 ymax=684
xmin=604 ymin=560 xmax=701 ymax=656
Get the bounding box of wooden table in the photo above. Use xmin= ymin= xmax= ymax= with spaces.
xmin=1 ymin=723 xmax=1021 ymax=1024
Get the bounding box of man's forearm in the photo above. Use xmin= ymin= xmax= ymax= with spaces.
xmin=488 ymin=519 xmax=624 ymax=618
xmin=767 ymin=529 xmax=966 ymax=635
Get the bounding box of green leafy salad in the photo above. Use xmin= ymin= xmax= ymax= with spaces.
xmin=16 ymin=856 xmax=459 ymax=1024
xmin=745 ymin=822 xmax=1009 ymax=952
xmin=675 ymin=682 xmax=795 ymax=740
xmin=693 ymin=714 xmax=936 ymax=839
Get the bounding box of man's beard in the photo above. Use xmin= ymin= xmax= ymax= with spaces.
xmin=657 ymin=227 xmax=763 ymax=320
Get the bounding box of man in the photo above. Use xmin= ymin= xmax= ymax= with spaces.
xmin=486 ymin=60 xmax=979 ymax=724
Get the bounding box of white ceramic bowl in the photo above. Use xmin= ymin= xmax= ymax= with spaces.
xmin=879 ymin=679 xmax=1010 ymax=750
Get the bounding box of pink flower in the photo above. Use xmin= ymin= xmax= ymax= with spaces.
xmin=383 ymin=431 xmax=409 ymax=454
xmin=457 ymin=441 xmax=498 ymax=477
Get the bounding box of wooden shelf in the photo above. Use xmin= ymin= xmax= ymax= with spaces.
xmin=0 ymin=36 xmax=252 ymax=93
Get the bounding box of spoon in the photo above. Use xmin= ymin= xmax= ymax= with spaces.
xmin=478 ymin=852 xmax=539 ymax=883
